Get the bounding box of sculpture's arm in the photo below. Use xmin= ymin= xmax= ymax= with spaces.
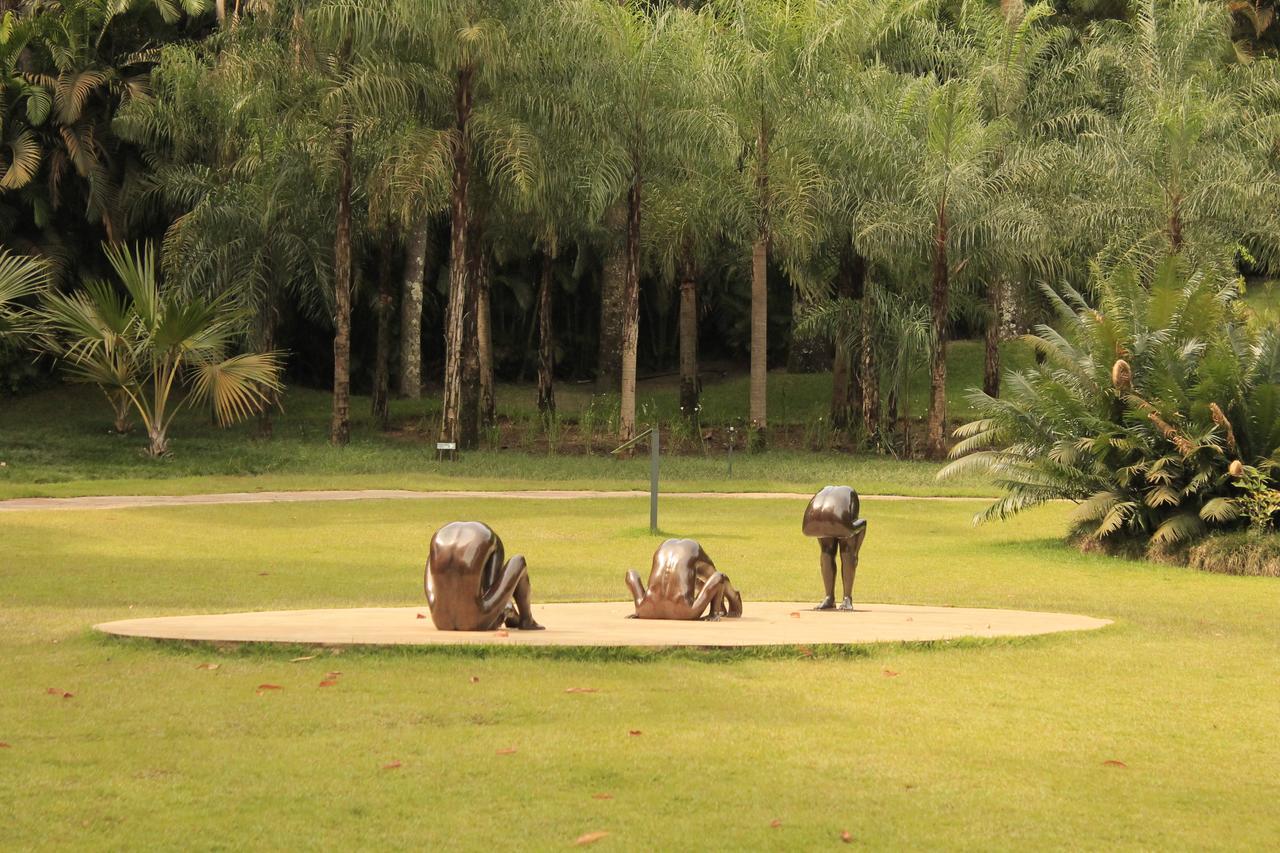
xmin=625 ymin=570 xmax=646 ymax=608
xmin=688 ymin=571 xmax=727 ymax=617
xmin=424 ymin=560 xmax=437 ymax=608
xmin=479 ymin=554 xmax=528 ymax=615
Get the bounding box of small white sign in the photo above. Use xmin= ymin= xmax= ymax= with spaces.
xmin=436 ymin=442 xmax=457 ymax=451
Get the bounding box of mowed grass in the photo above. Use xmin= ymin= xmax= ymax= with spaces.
xmin=0 ymin=339 xmax=1033 ymax=499
xmin=2 ymin=496 xmax=1278 ymax=849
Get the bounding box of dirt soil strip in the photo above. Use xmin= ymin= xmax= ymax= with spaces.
xmin=0 ymin=489 xmax=993 ymax=513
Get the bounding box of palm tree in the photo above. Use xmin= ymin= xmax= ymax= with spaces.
xmin=0 ymin=247 xmax=48 ymax=343
xmin=558 ymin=0 xmax=724 ymax=440
xmin=39 ymin=242 xmax=283 ymax=456
xmin=858 ymin=72 xmax=1051 ymax=459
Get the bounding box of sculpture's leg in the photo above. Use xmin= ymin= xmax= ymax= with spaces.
xmin=481 ymin=555 xmax=543 ymax=630
xmin=721 ymin=579 xmax=744 ymax=617
xmin=838 ymin=520 xmax=867 ymax=611
xmin=815 ymin=537 xmax=838 ymax=610
xmin=689 ymin=571 xmax=728 ymax=620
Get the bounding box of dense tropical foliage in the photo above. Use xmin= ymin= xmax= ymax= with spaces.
xmin=0 ymin=0 xmax=1278 ymax=549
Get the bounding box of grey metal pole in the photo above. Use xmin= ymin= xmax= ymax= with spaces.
xmin=649 ymin=426 xmax=659 ymax=534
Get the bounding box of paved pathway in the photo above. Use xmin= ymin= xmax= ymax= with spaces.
xmin=95 ymin=601 xmax=1109 ymax=648
xmin=0 ymin=488 xmax=992 ymax=512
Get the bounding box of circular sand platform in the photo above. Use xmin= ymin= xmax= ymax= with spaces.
xmin=95 ymin=602 xmax=1110 ymax=648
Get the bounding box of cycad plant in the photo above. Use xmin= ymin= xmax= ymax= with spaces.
xmin=941 ymin=255 xmax=1280 ymax=554
xmin=40 ymin=243 xmax=283 ymax=456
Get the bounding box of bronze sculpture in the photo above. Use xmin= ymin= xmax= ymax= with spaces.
xmin=802 ymin=486 xmax=867 ymax=611
xmin=424 ymin=521 xmax=543 ymax=631
xmin=625 ymin=538 xmax=743 ymax=620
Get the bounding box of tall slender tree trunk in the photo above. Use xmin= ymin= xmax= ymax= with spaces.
xmin=459 ymin=222 xmax=485 ymax=450
xmin=983 ymin=276 xmax=1002 ymax=399
xmin=618 ymin=178 xmax=642 ymax=441
xmin=596 ymin=201 xmax=627 ymax=394
xmin=256 ymin=294 xmax=279 ymax=439
xmin=478 ymin=260 xmax=496 ymax=428
xmin=749 ymin=119 xmax=769 ymax=449
xmin=372 ymin=235 xmax=395 ymax=429
xmin=859 ymin=284 xmax=879 ymax=442
xmin=830 ymin=246 xmax=863 ymax=430
xmin=399 ymin=214 xmax=430 ymax=399
xmin=1169 ymin=196 xmax=1184 ymax=253
xmin=537 ymin=250 xmax=556 ymax=415
xmin=926 ymin=206 xmax=949 ymax=460
xmin=678 ymin=254 xmax=699 ymax=421
xmin=330 ymin=103 xmax=354 ymax=447
xmin=440 ymin=66 xmax=473 ymax=449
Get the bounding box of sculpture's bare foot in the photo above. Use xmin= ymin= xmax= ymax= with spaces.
xmin=703 ymin=613 xmax=722 ymax=622
xmin=517 ymin=617 xmax=545 ymax=631
xmin=838 ymin=597 xmax=854 ymax=611
xmin=815 ymin=596 xmax=836 ymax=611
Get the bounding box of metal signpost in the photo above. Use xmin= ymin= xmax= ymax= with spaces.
xmin=612 ymin=426 xmax=659 ymax=535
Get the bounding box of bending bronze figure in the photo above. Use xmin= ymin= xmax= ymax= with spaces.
xmin=802 ymin=486 xmax=867 ymax=611
xmin=626 ymin=538 xmax=743 ymax=620
xmin=424 ymin=521 xmax=543 ymax=631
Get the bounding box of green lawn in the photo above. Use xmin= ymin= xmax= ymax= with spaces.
xmin=0 ymin=340 xmax=1033 ymax=500
xmin=2 ymin=495 xmax=1278 ymax=848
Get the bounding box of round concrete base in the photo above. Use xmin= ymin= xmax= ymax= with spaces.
xmin=95 ymin=601 xmax=1110 ymax=648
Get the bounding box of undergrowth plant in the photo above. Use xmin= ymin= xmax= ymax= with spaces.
xmin=941 ymin=256 xmax=1280 ymax=554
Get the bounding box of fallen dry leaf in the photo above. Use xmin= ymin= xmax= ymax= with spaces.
xmin=469 ymin=676 xmax=480 ymax=683
xmin=841 ymin=830 xmax=853 ymax=843
xmin=882 ymin=669 xmax=899 ymax=677
xmin=494 ymin=630 xmax=510 ymax=638
xmin=382 ymin=760 xmax=402 ymax=770
xmin=256 ymin=684 xmax=283 ymax=691
xmin=45 ymin=688 xmax=73 ymax=698
xmin=789 ymin=611 xmax=801 ymax=619
xmin=565 ymin=687 xmax=598 ymax=694
xmin=628 ymin=730 xmax=642 ymax=737
xmin=290 ymin=655 xmax=318 ymax=663
xmin=574 ymin=831 xmax=609 ymax=846
xmin=769 ymin=819 xmax=782 ymax=828
xmin=195 ymin=663 xmax=219 ymax=671
xmin=1102 ymin=759 xmax=1128 ymax=768
xmin=318 ymin=680 xmax=339 ymax=688
xmin=325 ymin=671 xmax=342 ymax=679
xmin=0 ymin=742 xmax=10 ymax=748
xmin=796 ymin=646 xmax=814 ymax=658
xmin=257 ymin=572 xmax=270 ymax=576
xmin=591 ymin=793 xmax=613 ymax=800
xmin=416 ymin=613 xmax=427 ymax=620
xmin=496 ymin=747 xmax=518 ymax=755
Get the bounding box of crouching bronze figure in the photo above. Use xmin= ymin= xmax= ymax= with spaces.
xmin=803 ymin=486 xmax=867 ymax=611
xmin=424 ymin=521 xmax=543 ymax=631
xmin=626 ymin=538 xmax=743 ymax=620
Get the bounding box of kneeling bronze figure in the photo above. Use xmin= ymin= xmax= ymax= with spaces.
xmin=625 ymin=538 xmax=743 ymax=620
xmin=802 ymin=485 xmax=868 ymax=611
xmin=424 ymin=521 xmax=543 ymax=631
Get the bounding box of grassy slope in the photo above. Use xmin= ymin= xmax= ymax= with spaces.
xmin=0 ymin=340 xmax=1031 ymax=499
xmin=2 ymin=496 xmax=1278 ymax=849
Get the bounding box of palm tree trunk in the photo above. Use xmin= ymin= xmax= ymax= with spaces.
xmin=537 ymin=250 xmax=555 ymax=415
xmin=372 ymin=235 xmax=395 ymax=429
xmin=596 ymin=201 xmax=626 ymax=394
xmin=618 ymin=179 xmax=642 ymax=441
xmin=478 ymin=260 xmax=496 ymax=428
xmin=859 ymin=281 xmax=879 ymax=442
xmin=459 ymin=222 xmax=485 ymax=450
xmin=749 ymin=118 xmax=769 ymax=449
xmin=399 ymin=214 xmax=430 ymax=399
xmin=830 ymin=247 xmax=862 ymax=430
xmin=329 ymin=111 xmax=354 ymax=447
xmin=440 ymin=66 xmax=473 ymax=449
xmin=926 ymin=207 xmax=949 ymax=460
xmin=983 ymin=276 xmax=1002 ymax=399
xmin=256 ymin=295 xmax=279 ymax=439
xmin=678 ymin=255 xmax=698 ymax=421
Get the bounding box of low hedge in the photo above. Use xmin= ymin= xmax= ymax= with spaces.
xmin=1187 ymin=532 xmax=1280 ymax=578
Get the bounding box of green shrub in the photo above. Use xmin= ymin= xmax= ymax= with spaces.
xmin=942 ymin=256 xmax=1280 ymax=552
xmin=1187 ymin=532 xmax=1280 ymax=577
